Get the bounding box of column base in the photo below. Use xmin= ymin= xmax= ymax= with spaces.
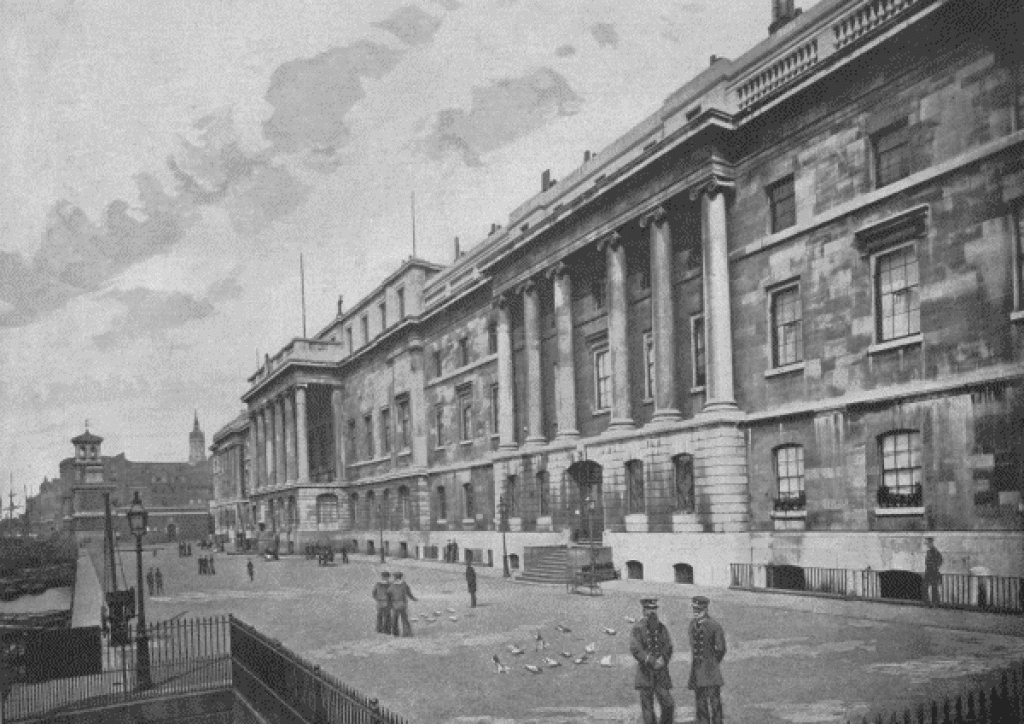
xmin=524 ymin=436 xmax=547 ymax=447
xmin=650 ymin=408 xmax=682 ymax=425
xmin=554 ymin=430 xmax=580 ymax=441
xmin=697 ymin=402 xmax=744 ymax=424
xmin=607 ymin=417 xmax=635 ymax=431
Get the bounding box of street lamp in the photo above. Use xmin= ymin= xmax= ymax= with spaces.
xmin=377 ymin=503 xmax=385 ymax=563
xmin=498 ymin=495 xmax=510 ymax=578
xmin=125 ymin=491 xmax=152 ymax=690
xmin=585 ymin=496 xmax=597 ymax=587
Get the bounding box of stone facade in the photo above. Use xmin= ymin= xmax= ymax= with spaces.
xmin=218 ymin=0 xmax=1023 ymax=582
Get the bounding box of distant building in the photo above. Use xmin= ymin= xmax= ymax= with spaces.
xmin=25 ymin=477 xmax=62 ymax=537
xmin=209 ymin=411 xmax=251 ymax=550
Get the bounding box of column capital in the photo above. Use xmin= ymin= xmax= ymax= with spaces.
xmin=596 ymin=230 xmax=622 ymax=253
xmin=639 ymin=205 xmax=669 ymax=229
xmin=689 ymin=174 xmax=735 ymax=202
xmin=546 ymin=261 xmax=570 ymax=280
xmin=494 ymin=291 xmax=513 ymax=310
xmin=520 ymin=277 xmax=538 ymax=296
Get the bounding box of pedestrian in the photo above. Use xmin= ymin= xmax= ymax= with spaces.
xmin=923 ymin=537 xmax=943 ymax=606
xmin=146 ymin=568 xmax=155 ymax=596
xmin=199 ymin=556 xmax=206 ymax=575
xmin=389 ymin=572 xmax=418 ymax=637
xmin=688 ymin=595 xmax=727 ymax=724
xmin=465 ymin=559 xmax=477 ymax=608
xmin=209 ymin=554 xmax=216 ymax=575
xmin=372 ymin=572 xmax=393 ymax=634
xmin=452 ymin=539 xmax=459 ymax=564
xmin=630 ymin=598 xmax=674 ymax=724
xmin=341 ymin=544 xmax=349 ymax=564
xmin=155 ymin=568 xmax=164 ymax=595
xmin=247 ymin=559 xmax=255 ymax=582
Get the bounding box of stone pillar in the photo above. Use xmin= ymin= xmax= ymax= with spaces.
xmin=274 ymin=397 xmax=286 ymax=486
xmin=251 ymin=411 xmax=263 ymax=490
xmin=643 ymin=206 xmax=681 ymax=423
xmin=698 ymin=180 xmax=737 ymax=413
xmin=495 ymin=295 xmax=517 ymax=449
xmin=264 ymin=403 xmax=276 ymax=489
xmin=331 ymin=387 xmax=345 ymax=482
xmin=602 ymin=231 xmax=634 ymax=430
xmin=695 ymin=424 xmax=749 ymax=532
xmin=284 ymin=392 xmax=296 ymax=483
xmin=550 ymin=262 xmax=579 ymax=439
xmin=296 ymin=385 xmax=310 ymax=484
xmin=522 ymin=278 xmax=546 ymax=446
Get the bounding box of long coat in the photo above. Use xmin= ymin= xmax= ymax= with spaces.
xmin=465 ymin=565 xmax=477 ymax=593
xmin=629 ymin=620 xmax=673 ymax=690
xmin=687 ymin=615 xmax=726 ymax=690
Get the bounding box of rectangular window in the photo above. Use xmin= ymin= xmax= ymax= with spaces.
xmin=878 ymin=431 xmax=923 ymax=507
xmin=691 ymin=315 xmax=706 ymax=389
xmin=490 ymin=383 xmax=500 ymax=434
xmin=504 ymin=476 xmax=517 ymax=518
xmin=1015 ymin=208 xmax=1024 ymax=311
xmin=774 ymin=445 xmax=806 ymax=510
xmin=363 ymin=413 xmax=374 ymax=459
xmin=346 ymin=327 xmax=353 ymax=353
xmin=458 ymin=337 xmax=469 ymax=367
xmin=361 ymin=315 xmax=369 ymax=345
xmin=458 ymin=388 xmax=473 ymax=442
xmin=593 ymin=345 xmax=610 ymax=411
xmin=434 ymin=404 xmax=445 ymax=447
xmin=642 ymin=332 xmax=655 ymax=400
xmin=433 ymin=348 xmax=442 ymax=378
xmin=463 ymin=482 xmax=475 ymax=519
xmin=771 ymin=284 xmax=803 ymax=367
xmin=626 ymin=460 xmax=645 ymax=514
xmin=380 ymin=407 xmax=391 ymax=455
xmin=673 ymin=454 xmax=695 ymax=513
xmin=768 ymin=175 xmax=796 ymax=232
xmin=397 ymin=287 xmax=406 ymax=319
xmin=379 ymin=301 xmax=387 ymax=331
xmin=875 ymin=245 xmax=920 ymax=341
xmin=874 ymin=119 xmax=911 ymax=188
xmin=488 ymin=323 xmax=498 ymax=354
xmin=436 ymin=486 xmax=447 ymax=520
xmin=537 ymin=470 xmax=550 ymax=517
xmin=347 ymin=419 xmax=357 ymax=461
xmin=397 ymin=396 xmax=410 ymax=450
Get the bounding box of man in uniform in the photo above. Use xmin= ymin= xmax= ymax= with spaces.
xmin=923 ymin=537 xmax=943 ymax=606
xmin=389 ymin=572 xmax=418 ymax=637
xmin=372 ymin=571 xmax=392 ymax=634
xmin=630 ymin=598 xmax=674 ymax=724
xmin=687 ymin=596 xmax=726 ymax=724
xmin=465 ymin=559 xmax=477 ymax=607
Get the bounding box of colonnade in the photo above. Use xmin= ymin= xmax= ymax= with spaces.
xmin=250 ymin=385 xmax=311 ymax=490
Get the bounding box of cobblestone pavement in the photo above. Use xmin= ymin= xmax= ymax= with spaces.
xmin=144 ymin=548 xmax=1024 ymax=723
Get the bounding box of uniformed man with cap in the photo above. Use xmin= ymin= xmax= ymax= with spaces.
xmin=372 ymin=571 xmax=393 ymax=634
xmin=687 ymin=595 xmax=726 ymax=724
xmin=629 ymin=598 xmax=675 ymax=724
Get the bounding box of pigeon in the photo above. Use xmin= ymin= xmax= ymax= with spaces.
xmin=492 ymin=655 xmax=510 ymax=674
xmin=448 ymin=615 xmax=459 ymax=622
xmin=543 ymin=656 xmax=561 ymax=668
xmin=433 ymin=611 xmax=442 ymax=616
xmin=446 ymin=608 xmax=456 ymax=613
xmin=555 ymin=624 xmax=572 ymax=634
xmin=524 ymin=664 xmax=542 ymax=674
xmin=560 ymin=651 xmax=573 ymax=659
xmin=507 ymin=644 xmax=525 ymax=655
xmin=603 ymin=628 xmax=617 ymax=635
xmin=624 ymin=616 xmax=638 ymax=624
xmin=599 ymin=655 xmax=613 ymax=667
xmin=584 ymin=642 xmax=596 ymax=654
xmin=573 ymin=656 xmax=588 ymax=665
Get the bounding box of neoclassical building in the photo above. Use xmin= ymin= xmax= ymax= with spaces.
xmin=221 ymin=0 xmax=1024 ymax=585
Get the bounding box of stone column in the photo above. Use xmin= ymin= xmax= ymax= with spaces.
xmin=264 ymin=403 xmax=276 ymax=489
xmin=251 ymin=411 xmax=263 ymax=491
xmin=284 ymin=392 xmax=296 ymax=483
xmin=295 ymin=385 xmax=310 ymax=484
xmin=602 ymin=231 xmax=634 ymax=430
xmin=331 ymin=387 xmax=346 ymax=482
xmin=549 ymin=262 xmax=579 ymax=439
xmin=495 ymin=295 xmax=517 ymax=450
xmin=698 ymin=180 xmax=737 ymax=413
xmin=274 ymin=397 xmax=286 ymax=486
xmin=643 ymin=206 xmax=681 ymax=423
xmin=522 ymin=278 xmax=545 ymax=446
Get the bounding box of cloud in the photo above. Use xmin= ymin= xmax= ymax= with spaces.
xmin=92 ymin=287 xmax=217 ymax=350
xmin=262 ymin=40 xmax=403 ymax=154
xmin=374 ymin=5 xmax=443 ymax=46
xmin=589 ymin=23 xmax=618 ymax=48
xmin=223 ymin=163 xmax=309 ymax=237
xmin=421 ymin=68 xmax=582 ymax=166
xmin=555 ymin=45 xmax=576 ymax=58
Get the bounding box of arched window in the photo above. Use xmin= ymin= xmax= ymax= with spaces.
xmin=537 ymin=470 xmax=550 ymax=517
xmin=505 ymin=475 xmax=517 ymax=517
xmin=382 ymin=489 xmax=391 ymax=528
xmin=877 ymin=431 xmax=922 ymax=508
xmin=349 ymin=493 xmax=358 ymax=528
xmin=773 ymin=445 xmax=806 ymax=510
xmin=674 ymin=563 xmax=694 ymax=584
xmin=398 ymin=486 xmax=410 ymax=522
xmin=626 ymin=460 xmax=644 ymax=514
xmin=366 ymin=490 xmax=376 ymax=527
xmin=673 ymin=454 xmax=694 ymax=513
xmin=626 ymin=560 xmax=644 ymax=580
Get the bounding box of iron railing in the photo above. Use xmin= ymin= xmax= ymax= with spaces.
xmin=730 ymin=564 xmax=1024 ymax=614
xmin=231 ymin=616 xmax=408 ymax=724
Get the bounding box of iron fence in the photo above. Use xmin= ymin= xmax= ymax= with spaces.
xmin=730 ymin=563 xmax=1023 ymax=614
xmin=231 ymin=615 xmax=408 ymax=724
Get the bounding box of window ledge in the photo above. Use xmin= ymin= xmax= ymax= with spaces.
xmin=1011 ymin=310 xmax=1024 ymax=323
xmin=592 ymin=408 xmax=611 ymax=417
xmin=874 ymin=506 xmax=925 ymax=517
xmin=396 ymin=449 xmax=412 ymax=457
xmin=459 ymin=440 xmax=474 ymax=447
xmin=770 ymin=509 xmax=807 ymax=519
xmin=347 ymin=456 xmax=391 ymax=470
xmin=765 ymin=361 xmax=806 ymax=378
xmin=867 ymin=333 xmax=923 ymax=356
xmin=690 ymin=385 xmax=706 ymax=395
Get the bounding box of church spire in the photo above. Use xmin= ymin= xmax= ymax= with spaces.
xmin=189 ymin=412 xmax=205 ymax=465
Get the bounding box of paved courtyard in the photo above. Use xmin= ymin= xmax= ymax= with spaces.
xmin=142 ymin=547 xmax=1024 ymax=723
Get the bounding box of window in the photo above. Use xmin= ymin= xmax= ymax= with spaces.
xmin=537 ymin=470 xmax=550 ymax=517
xmin=381 ymin=489 xmax=391 ymax=528
xmin=398 ymin=486 xmax=410 ymax=521
xmin=591 ymin=277 xmax=606 ymax=309
xmin=363 ymin=413 xmax=374 ymax=459
xmin=673 ymin=454 xmax=695 ymax=513
xmin=773 ymin=445 xmax=806 ymax=510
xmin=1014 ymin=208 xmax=1024 ymax=312
xmin=434 ymin=404 xmax=445 ymax=447
xmin=380 ymin=407 xmax=391 ymax=455
xmin=436 ymin=486 xmax=447 ymax=520
xmin=397 ymin=287 xmax=406 ymax=319
xmin=482 ymin=384 xmax=497 ymax=437
xmin=458 ymin=337 xmax=470 ymax=367
xmin=691 ymin=315 xmax=706 ymax=389
xmin=626 ymin=460 xmax=644 ymax=514
xmin=458 ymin=387 xmax=473 ymax=442
xmin=347 ymin=419 xmax=357 ymax=461
xmin=768 ymin=175 xmax=796 ymax=233
xmin=770 ymin=284 xmax=803 ymax=367
xmin=346 ymin=327 xmax=353 ymax=353
xmin=396 ymin=396 xmax=411 ymax=450
xmin=463 ymin=482 xmax=475 ymax=519
xmin=874 ymin=119 xmax=911 ymax=188
xmin=593 ymin=345 xmax=610 ymax=411
xmin=433 ymin=348 xmax=442 ymax=378
xmin=379 ymin=301 xmax=387 ymax=331
xmin=878 ymin=431 xmax=922 ymax=507
xmin=875 ymin=245 xmax=920 ymax=341
xmin=642 ymin=332 xmax=655 ymax=400
xmin=505 ymin=475 xmax=517 ymax=518
xmin=361 ymin=315 xmax=369 ymax=344
xmin=487 ymin=323 xmax=498 ymax=354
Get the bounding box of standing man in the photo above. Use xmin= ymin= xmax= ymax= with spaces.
xmin=247 ymin=559 xmax=255 ymax=582
xmin=389 ymin=572 xmax=418 ymax=637
xmin=154 ymin=568 xmax=164 ymax=595
xmin=688 ymin=596 xmax=726 ymax=724
xmin=373 ymin=571 xmax=393 ymax=634
xmin=465 ymin=559 xmax=477 ymax=608
xmin=146 ymin=568 xmax=155 ymax=596
xmin=629 ymin=598 xmax=674 ymax=724
xmin=923 ymin=537 xmax=943 ymax=607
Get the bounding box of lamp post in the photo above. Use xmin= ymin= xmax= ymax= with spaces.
xmin=586 ymin=496 xmax=597 ymax=587
xmin=126 ymin=491 xmax=152 ymax=690
xmin=377 ymin=503 xmax=385 ymax=563
xmin=498 ymin=495 xmax=510 ymax=578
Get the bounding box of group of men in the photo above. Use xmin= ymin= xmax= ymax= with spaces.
xmin=372 ymin=571 xmax=419 ymax=636
xmin=630 ymin=595 xmax=727 ymax=724
xmin=198 ymin=554 xmax=216 ymax=575
xmin=145 ymin=567 xmax=164 ymax=596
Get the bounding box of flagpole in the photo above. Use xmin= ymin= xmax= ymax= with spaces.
xmin=411 ymin=191 xmax=417 ymax=259
xmin=300 ymin=253 xmax=307 ymax=338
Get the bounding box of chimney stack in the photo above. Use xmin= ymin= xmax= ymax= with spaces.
xmin=454 ymin=236 xmax=461 ymax=260
xmin=541 ymin=169 xmax=553 ymax=192
xmin=584 ymin=150 xmax=592 ymax=163
xmin=769 ymin=0 xmax=798 ymax=34
xmin=337 ymin=295 xmax=344 ymax=316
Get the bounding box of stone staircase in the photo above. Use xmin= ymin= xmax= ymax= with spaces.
xmin=517 ymin=547 xmax=571 ymax=585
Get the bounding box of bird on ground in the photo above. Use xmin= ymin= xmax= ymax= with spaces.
xmin=555 ymin=624 xmax=572 ymax=634
xmin=603 ymin=627 xmax=617 ymax=635
xmin=543 ymin=656 xmax=561 ymax=668
xmin=524 ymin=664 xmax=542 ymax=674
xmin=573 ymin=655 xmax=588 ymax=665
xmin=624 ymin=615 xmax=637 ymax=624
xmin=433 ymin=611 xmax=442 ymax=616
xmin=446 ymin=608 xmax=456 ymax=613
xmin=584 ymin=642 xmax=596 ymax=654
xmin=492 ymin=655 xmax=510 ymax=674
xmin=560 ymin=651 xmax=573 ymax=659
xmin=599 ymin=655 xmax=613 ymax=667
xmin=507 ymin=644 xmax=525 ymax=655
xmin=448 ymin=615 xmax=458 ymax=622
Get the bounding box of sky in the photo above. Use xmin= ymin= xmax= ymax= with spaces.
xmin=0 ymin=0 xmax=771 ymax=499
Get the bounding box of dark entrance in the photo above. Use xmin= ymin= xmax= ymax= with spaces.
xmin=567 ymin=460 xmax=603 ymax=543
xmin=767 ymin=564 xmax=806 ymax=591
xmin=879 ymin=570 xmax=923 ymax=601
xmin=166 ymin=523 xmax=177 ymax=540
